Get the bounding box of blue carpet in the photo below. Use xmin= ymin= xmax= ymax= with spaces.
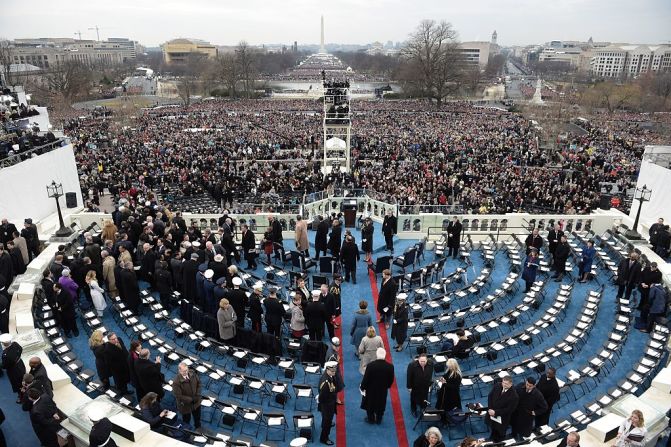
xmin=1 ymin=224 xmax=656 ymax=447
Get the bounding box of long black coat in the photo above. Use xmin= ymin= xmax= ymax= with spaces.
xmin=135 ymin=358 xmax=165 ymax=399
xmin=118 ymin=269 xmax=140 ymax=312
xmin=616 ymin=259 xmax=641 ymax=287
xmin=181 ymin=259 xmax=199 ymax=301
xmin=315 ymin=220 xmax=329 ymax=252
xmin=536 ymin=374 xmax=560 ymax=408
xmin=263 ymin=297 xmax=285 ymax=328
xmin=447 ymin=221 xmax=462 ymax=248
xmin=328 ymin=225 xmax=342 ymax=257
xmin=511 ymin=384 xmax=548 ymax=436
xmin=241 ymin=229 xmax=256 ymax=261
xmin=154 ymin=267 xmax=172 ymax=297
xmin=391 ymin=301 xmax=409 ymax=345
xmin=91 ymin=344 xmax=109 ymax=383
xmin=361 ymin=223 xmax=374 ymax=253
xmin=304 ymin=301 xmax=328 ymax=332
xmin=377 ymin=278 xmax=397 ymax=315
xmin=29 ymin=394 xmax=61 ymax=447
xmin=105 ymin=341 xmax=130 ymax=387
xmin=436 ymin=373 xmax=462 ymax=412
xmin=2 ymin=341 xmax=26 ymax=392
xmin=360 ymin=359 xmax=395 ymax=412
xmin=271 ymin=220 xmax=283 ymax=243
xmin=340 ymin=240 xmax=360 ymax=267
xmin=248 ymin=294 xmax=264 ymax=323
xmin=547 ymin=229 xmax=564 ymax=254
xmin=487 ymin=383 xmax=519 ymax=437
xmin=406 ymin=360 xmax=434 ymax=404
xmin=0 ymin=252 xmax=13 ymax=285
xmin=382 ymin=215 xmax=397 ymax=236
xmin=553 ymin=242 xmax=570 ymax=268
xmin=226 ymin=288 xmax=247 ymax=324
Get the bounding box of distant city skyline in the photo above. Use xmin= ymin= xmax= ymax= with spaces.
xmin=1 ymin=0 xmax=670 ymax=48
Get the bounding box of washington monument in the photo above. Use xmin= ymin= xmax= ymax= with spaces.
xmin=320 ymin=15 xmax=326 ymax=53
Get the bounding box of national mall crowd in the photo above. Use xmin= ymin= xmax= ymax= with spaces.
xmin=62 ymin=98 xmax=661 ymax=217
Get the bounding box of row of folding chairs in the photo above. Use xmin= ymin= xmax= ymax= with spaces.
xmin=406 ymin=279 xmax=556 ymax=354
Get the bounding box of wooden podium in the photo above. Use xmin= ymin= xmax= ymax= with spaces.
xmin=344 ymin=209 xmax=356 ymax=228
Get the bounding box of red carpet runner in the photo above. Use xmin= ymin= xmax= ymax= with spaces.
xmin=336 ymin=319 xmax=346 ymax=446
xmin=369 ymin=269 xmax=410 ymax=447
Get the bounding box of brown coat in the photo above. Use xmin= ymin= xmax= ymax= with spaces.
xmin=171 ymin=370 xmax=202 ymax=414
xmin=102 ymin=256 xmax=117 ymax=296
xmin=295 ymin=220 xmax=309 ymax=252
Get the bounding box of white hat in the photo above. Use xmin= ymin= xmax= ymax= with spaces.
xmin=324 ymin=361 xmax=338 ymax=370
xmin=204 ymin=269 xmax=214 ymax=279
xmin=311 ymin=290 xmax=321 ymax=297
xmin=192 ymin=241 xmax=201 ymax=248
xmin=88 ymin=406 xmax=106 ymax=422
xmin=397 ymin=293 xmax=407 ymax=301
xmin=253 ymin=283 xmax=263 ymax=291
xmin=0 ymin=333 xmax=12 ymax=344
xmin=214 ymin=254 xmax=223 ymax=262
xmin=232 ymin=277 xmax=243 ymax=286
xmin=331 ymin=337 xmax=340 ymax=346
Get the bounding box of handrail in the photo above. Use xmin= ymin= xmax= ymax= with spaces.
xmin=0 ymin=138 xmax=69 ymax=169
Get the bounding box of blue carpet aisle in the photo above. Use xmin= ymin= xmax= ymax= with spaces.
xmin=0 ymin=364 xmax=42 ymax=447
xmin=0 ymin=223 xmax=659 ymax=447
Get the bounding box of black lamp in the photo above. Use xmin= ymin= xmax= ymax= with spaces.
xmin=624 ymin=185 xmax=652 ymax=240
xmin=46 ymin=180 xmax=73 ymax=237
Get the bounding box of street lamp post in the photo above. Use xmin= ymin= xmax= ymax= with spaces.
xmin=624 ymin=185 xmax=652 ymax=239
xmin=46 ymin=180 xmax=73 ymax=237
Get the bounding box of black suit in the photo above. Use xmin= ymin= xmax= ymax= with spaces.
xmin=29 ymin=395 xmax=61 ymax=447
xmin=340 ymin=241 xmax=360 ymax=283
xmin=511 ymin=384 xmax=548 ymax=438
xmin=525 ymin=234 xmax=543 ymax=256
xmin=382 ymin=215 xmax=397 ymax=250
xmin=377 ymin=278 xmax=397 ymax=323
xmin=535 ymin=374 xmax=560 ymax=427
xmin=446 ymin=221 xmax=462 ymax=258
xmin=487 ymin=383 xmax=519 ymax=442
xmin=360 ymin=359 xmax=395 ymax=423
xmin=406 ymin=360 xmax=433 ymax=414
xmin=547 ymin=229 xmax=564 ymax=260
xmin=616 ymin=259 xmax=641 ymax=300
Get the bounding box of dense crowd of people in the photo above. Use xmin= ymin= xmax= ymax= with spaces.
xmin=63 ymin=98 xmax=667 ymax=217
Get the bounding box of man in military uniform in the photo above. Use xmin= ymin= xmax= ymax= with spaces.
xmin=318 ymin=362 xmax=338 ymax=445
xmin=328 ymin=275 xmax=342 ymax=327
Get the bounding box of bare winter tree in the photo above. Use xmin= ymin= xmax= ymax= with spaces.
xmin=216 ymin=53 xmax=240 ymax=97
xmin=401 ymin=20 xmax=465 ymax=108
xmin=176 ymin=53 xmax=209 ymax=106
xmin=40 ymin=60 xmax=93 ymax=106
xmin=235 ymin=41 xmax=258 ymax=98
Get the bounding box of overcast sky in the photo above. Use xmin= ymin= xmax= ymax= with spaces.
xmin=1 ymin=0 xmax=670 ymax=47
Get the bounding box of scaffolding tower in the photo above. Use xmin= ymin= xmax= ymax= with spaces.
xmin=322 ymin=73 xmax=351 ymax=174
